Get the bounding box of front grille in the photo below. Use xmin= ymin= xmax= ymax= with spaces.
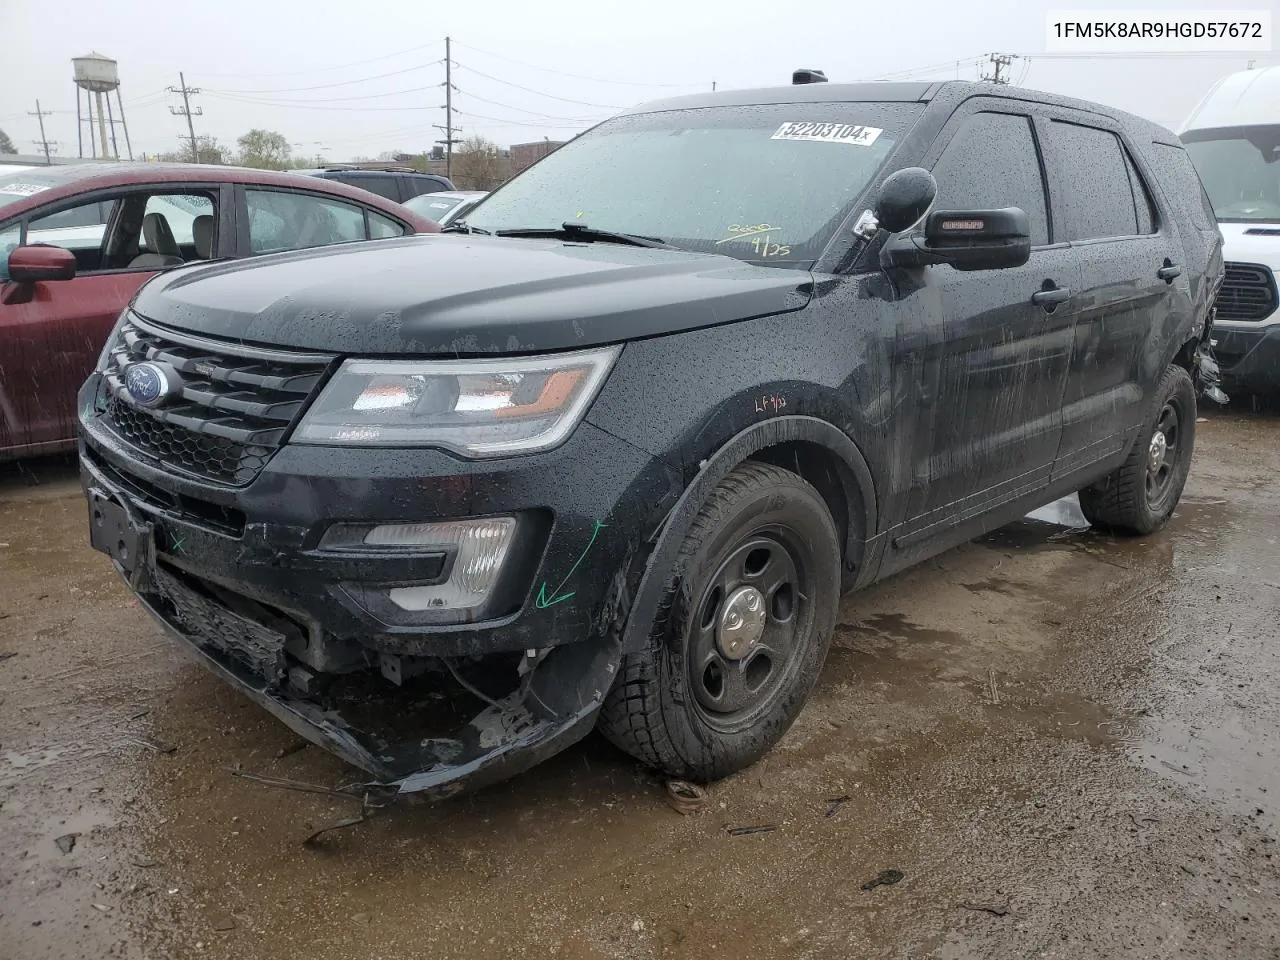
xmin=99 ymin=314 xmax=333 ymax=486
xmin=1215 ymin=263 xmax=1279 ymax=323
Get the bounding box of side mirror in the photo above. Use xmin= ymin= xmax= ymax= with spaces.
xmin=882 ymin=207 xmax=1032 ymax=272
xmin=875 ymin=167 xmax=937 ymax=234
xmin=8 ymin=245 xmax=77 ymax=283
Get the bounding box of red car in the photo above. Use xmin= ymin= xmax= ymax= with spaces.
xmin=0 ymin=163 xmax=437 ymax=461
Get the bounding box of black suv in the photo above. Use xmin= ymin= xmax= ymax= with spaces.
xmin=78 ymin=77 xmax=1224 ymax=799
xmin=298 ymin=165 xmax=454 ymax=204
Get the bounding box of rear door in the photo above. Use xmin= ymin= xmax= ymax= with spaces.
xmin=892 ymin=101 xmax=1078 ymax=555
xmin=1038 ymin=113 xmax=1188 ymax=481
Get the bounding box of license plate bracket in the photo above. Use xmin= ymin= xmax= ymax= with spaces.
xmin=87 ymin=486 xmax=155 ymax=592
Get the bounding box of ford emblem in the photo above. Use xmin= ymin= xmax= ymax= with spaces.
xmin=123 ymin=362 xmax=178 ymax=408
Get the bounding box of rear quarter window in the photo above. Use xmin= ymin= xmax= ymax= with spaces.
xmin=1148 ymin=143 xmax=1217 ymax=231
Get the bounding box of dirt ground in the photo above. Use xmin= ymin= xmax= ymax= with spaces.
xmin=2 ymin=404 xmax=1278 ymax=960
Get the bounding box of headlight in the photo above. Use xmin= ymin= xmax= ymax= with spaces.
xmin=292 ymin=346 xmax=620 ymax=457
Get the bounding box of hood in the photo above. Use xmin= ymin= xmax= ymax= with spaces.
xmin=131 ymin=234 xmax=813 ymax=355
xmin=1216 ymin=222 xmax=1280 ymax=268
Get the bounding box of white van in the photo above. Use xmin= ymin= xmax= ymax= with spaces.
xmin=1181 ymin=66 xmax=1280 ymax=395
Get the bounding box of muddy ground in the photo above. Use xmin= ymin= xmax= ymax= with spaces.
xmin=2 ymin=405 xmax=1278 ymax=960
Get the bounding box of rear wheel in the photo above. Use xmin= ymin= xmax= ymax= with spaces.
xmin=1079 ymin=365 xmax=1196 ymax=535
xmin=599 ymin=461 xmax=841 ymax=781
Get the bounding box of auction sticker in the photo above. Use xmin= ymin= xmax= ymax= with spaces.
xmin=0 ymin=183 xmax=49 ymax=197
xmin=771 ymin=122 xmax=882 ymax=146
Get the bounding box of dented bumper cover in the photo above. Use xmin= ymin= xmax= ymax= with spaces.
xmin=78 ymin=377 xmax=678 ymax=796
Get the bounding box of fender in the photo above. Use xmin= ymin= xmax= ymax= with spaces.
xmin=618 ymin=415 xmax=879 ymax=655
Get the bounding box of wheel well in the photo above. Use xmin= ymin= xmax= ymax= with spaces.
xmin=748 ymin=440 xmax=864 ymax=581
xmin=1173 ymin=337 xmax=1198 ymax=373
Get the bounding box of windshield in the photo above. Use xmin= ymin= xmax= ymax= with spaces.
xmin=406 ymin=194 xmax=465 ymax=222
xmin=1182 ymin=125 xmax=1280 ymax=222
xmin=466 ymin=102 xmax=919 ymax=269
xmin=0 ymin=176 xmax=55 ymax=212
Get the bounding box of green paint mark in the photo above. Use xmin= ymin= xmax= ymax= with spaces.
xmin=168 ymin=532 xmax=185 ymax=554
xmin=535 ymin=520 xmax=605 ymax=609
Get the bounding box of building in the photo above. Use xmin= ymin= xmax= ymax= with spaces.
xmin=509 ymin=140 xmax=565 ymax=174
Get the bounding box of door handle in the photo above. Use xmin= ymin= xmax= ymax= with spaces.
xmin=1157 ymin=263 xmax=1182 ymax=282
xmin=1031 ymin=287 xmax=1071 ymax=307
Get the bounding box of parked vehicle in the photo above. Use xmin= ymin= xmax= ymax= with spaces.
xmin=403 ymin=190 xmax=488 ymax=226
xmin=298 ymin=165 xmax=455 ymax=204
xmin=79 ymin=77 xmax=1223 ymax=799
xmin=1181 ymin=66 xmax=1280 ymax=395
xmin=0 ymin=163 xmax=437 ymax=461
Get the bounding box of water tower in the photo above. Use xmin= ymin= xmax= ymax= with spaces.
xmin=73 ymin=52 xmax=133 ymax=160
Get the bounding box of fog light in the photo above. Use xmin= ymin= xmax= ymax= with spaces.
xmin=365 ymin=517 xmax=516 ymax=613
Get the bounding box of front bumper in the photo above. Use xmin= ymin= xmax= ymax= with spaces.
xmin=1214 ymin=323 xmax=1280 ymax=394
xmin=78 ymin=374 xmax=680 ymax=795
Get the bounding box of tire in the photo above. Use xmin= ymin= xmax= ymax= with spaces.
xmin=1079 ymin=365 xmax=1196 ymax=536
xmin=599 ymin=461 xmax=841 ymax=781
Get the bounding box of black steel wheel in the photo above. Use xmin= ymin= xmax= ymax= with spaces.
xmin=599 ymin=461 xmax=842 ymax=781
xmin=1080 ymin=364 xmax=1196 ymax=536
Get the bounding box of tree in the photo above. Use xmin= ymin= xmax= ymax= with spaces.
xmin=236 ymin=129 xmax=292 ymax=170
xmin=0 ymin=128 xmax=16 ymax=155
xmin=451 ymin=135 xmax=506 ymax=190
xmin=158 ymin=136 xmax=230 ymax=165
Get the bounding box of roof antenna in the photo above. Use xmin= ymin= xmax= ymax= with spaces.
xmin=792 ymin=69 xmax=828 ymax=85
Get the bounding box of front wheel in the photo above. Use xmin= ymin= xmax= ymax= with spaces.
xmin=599 ymin=461 xmax=841 ymax=781
xmin=1079 ymin=364 xmax=1196 ymax=535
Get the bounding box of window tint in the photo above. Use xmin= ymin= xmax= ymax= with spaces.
xmin=350 ymin=174 xmax=401 ymax=202
xmin=368 ymin=210 xmax=407 ymax=239
xmin=929 ymin=112 xmax=1049 ymax=246
xmin=406 ymin=177 xmax=446 ymax=197
xmin=1123 ymin=151 xmax=1156 ymax=234
xmin=1046 ymin=121 xmax=1138 ymax=240
xmin=246 ymin=190 xmax=367 ymax=253
xmin=143 ymin=193 xmax=213 ymax=246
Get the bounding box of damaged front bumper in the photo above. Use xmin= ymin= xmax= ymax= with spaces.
xmin=78 ymin=391 xmax=677 ymax=799
xmin=132 ymin=564 xmax=618 ymax=798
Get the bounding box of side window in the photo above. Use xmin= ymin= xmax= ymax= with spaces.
xmin=1151 ymin=143 xmax=1217 ymax=231
xmin=0 ymin=222 xmax=20 ymax=282
xmin=1123 ymin=151 xmax=1156 ymax=234
xmin=352 ymin=175 xmax=400 ymax=202
xmin=368 ymin=211 xmax=407 ymax=239
xmin=27 ymin=197 xmax=122 ymax=271
xmin=246 ymin=190 xmax=368 ymax=254
xmin=1045 ymin=121 xmax=1138 ymax=240
xmin=929 ymin=111 xmax=1049 ymax=246
xmin=142 ymin=193 xmax=214 ymax=249
xmin=407 ymin=178 xmax=444 ymax=198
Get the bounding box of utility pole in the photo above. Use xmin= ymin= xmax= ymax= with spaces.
xmin=168 ymin=72 xmax=203 ymax=163
xmin=29 ymin=100 xmax=56 ymax=164
xmin=981 ymin=53 xmax=1014 ymax=84
xmin=433 ymin=37 xmax=462 ymax=180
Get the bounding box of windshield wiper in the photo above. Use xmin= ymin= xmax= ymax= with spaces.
xmin=495 ymin=222 xmax=676 ymax=249
xmin=439 ymin=221 xmax=491 ymax=235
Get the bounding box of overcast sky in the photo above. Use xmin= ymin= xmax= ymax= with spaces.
xmin=1 ymin=0 xmax=1275 ymax=163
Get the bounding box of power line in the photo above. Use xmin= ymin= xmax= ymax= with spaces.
xmin=204 ymin=83 xmax=441 ymax=103
xmin=455 ymin=89 xmax=608 ymax=122
xmin=450 ymin=40 xmax=706 ymax=89
xmin=168 ymin=72 xmax=203 ymax=163
xmin=453 ymin=63 xmax=623 ymax=108
xmin=193 ymin=40 xmax=442 ymax=79
xmin=206 ymin=61 xmax=443 ymax=95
